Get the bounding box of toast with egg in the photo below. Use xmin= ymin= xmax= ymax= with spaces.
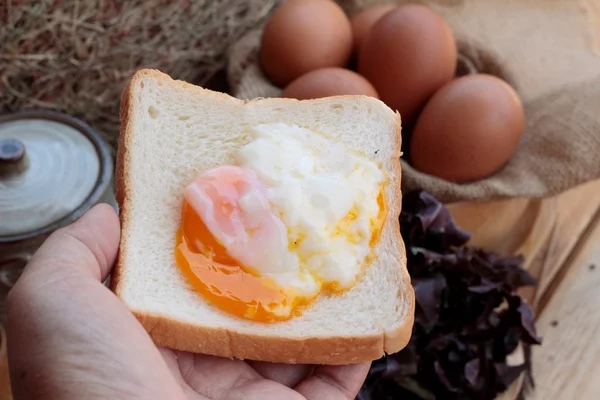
xmin=111 ymin=69 xmax=415 ymax=365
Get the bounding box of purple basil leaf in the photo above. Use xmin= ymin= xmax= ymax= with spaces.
xmin=464 ymin=358 xmax=481 ymax=387
xmin=434 ymin=360 xmax=460 ymax=393
xmin=401 ymin=190 xmax=472 ymax=252
xmin=494 ymin=362 xmax=528 ymax=390
xmin=361 ymin=190 xmax=542 ymax=400
xmin=413 ymin=273 xmax=447 ymax=329
xmin=517 ymin=301 xmax=543 ymax=344
xmin=469 ymin=280 xmax=502 ymax=293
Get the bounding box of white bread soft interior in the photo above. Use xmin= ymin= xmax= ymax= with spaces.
xmin=112 ymin=69 xmax=415 ymax=365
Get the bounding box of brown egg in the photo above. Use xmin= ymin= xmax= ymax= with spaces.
xmin=350 ymin=4 xmax=396 ymax=55
xmin=281 ymin=68 xmax=379 ymax=100
xmin=410 ymin=74 xmax=525 ymax=183
xmin=260 ymin=0 xmax=353 ymax=87
xmin=358 ymin=4 xmax=457 ymax=123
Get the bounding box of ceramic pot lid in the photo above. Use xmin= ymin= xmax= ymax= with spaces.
xmin=0 ymin=111 xmax=112 ymax=240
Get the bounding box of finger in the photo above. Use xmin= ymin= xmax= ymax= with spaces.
xmin=174 ymin=352 xmax=260 ymax=395
xmin=247 ymin=361 xmax=314 ymax=387
xmin=295 ymin=363 xmax=371 ymax=400
xmin=19 ymin=203 xmax=120 ymax=283
xmin=158 ymin=349 xmax=209 ymax=400
xmin=226 ymin=379 xmax=305 ymax=400
xmin=171 ymin=352 xmax=305 ymax=400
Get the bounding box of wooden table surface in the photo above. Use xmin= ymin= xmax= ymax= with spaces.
xmin=447 ymin=179 xmax=600 ymax=400
xmin=450 ymin=179 xmax=600 ymax=400
xmin=528 ymin=180 xmax=600 ymax=399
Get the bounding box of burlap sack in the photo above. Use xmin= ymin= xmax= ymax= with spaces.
xmin=227 ymin=0 xmax=600 ymax=203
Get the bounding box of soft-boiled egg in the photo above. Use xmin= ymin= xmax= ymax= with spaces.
xmin=175 ymin=123 xmax=387 ymax=322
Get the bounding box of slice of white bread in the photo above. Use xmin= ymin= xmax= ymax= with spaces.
xmin=111 ymin=69 xmax=415 ymax=365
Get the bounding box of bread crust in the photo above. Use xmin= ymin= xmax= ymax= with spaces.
xmin=111 ymin=69 xmax=415 ymax=364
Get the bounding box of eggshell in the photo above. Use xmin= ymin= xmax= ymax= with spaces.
xmin=260 ymin=0 xmax=353 ymax=87
xmin=358 ymin=4 xmax=457 ymax=122
xmin=281 ymin=68 xmax=379 ymax=100
xmin=350 ymin=4 xmax=396 ymax=55
xmin=410 ymin=74 xmax=526 ymax=183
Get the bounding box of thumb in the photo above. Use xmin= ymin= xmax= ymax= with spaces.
xmin=19 ymin=203 xmax=120 ymax=284
xmin=7 ymin=204 xmax=187 ymax=400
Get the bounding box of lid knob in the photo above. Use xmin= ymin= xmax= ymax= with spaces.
xmin=0 ymin=138 xmax=27 ymax=175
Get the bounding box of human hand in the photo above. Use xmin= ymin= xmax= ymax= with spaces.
xmin=6 ymin=204 xmax=370 ymax=399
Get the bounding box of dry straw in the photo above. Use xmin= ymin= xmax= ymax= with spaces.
xmin=0 ymin=0 xmax=280 ymax=152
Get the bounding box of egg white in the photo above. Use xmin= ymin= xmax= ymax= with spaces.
xmin=234 ymin=123 xmax=386 ymax=308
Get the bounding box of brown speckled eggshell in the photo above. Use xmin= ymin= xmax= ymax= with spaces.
xmin=350 ymin=4 xmax=397 ymax=56
xmin=358 ymin=4 xmax=457 ymax=123
xmin=281 ymin=68 xmax=379 ymax=100
xmin=260 ymin=0 xmax=353 ymax=87
xmin=410 ymin=74 xmax=526 ymax=183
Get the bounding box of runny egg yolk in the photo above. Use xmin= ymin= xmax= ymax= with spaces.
xmin=175 ymin=166 xmax=309 ymax=322
xmin=176 ymin=200 xmax=297 ymax=322
xmin=175 ymin=165 xmax=387 ymax=323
